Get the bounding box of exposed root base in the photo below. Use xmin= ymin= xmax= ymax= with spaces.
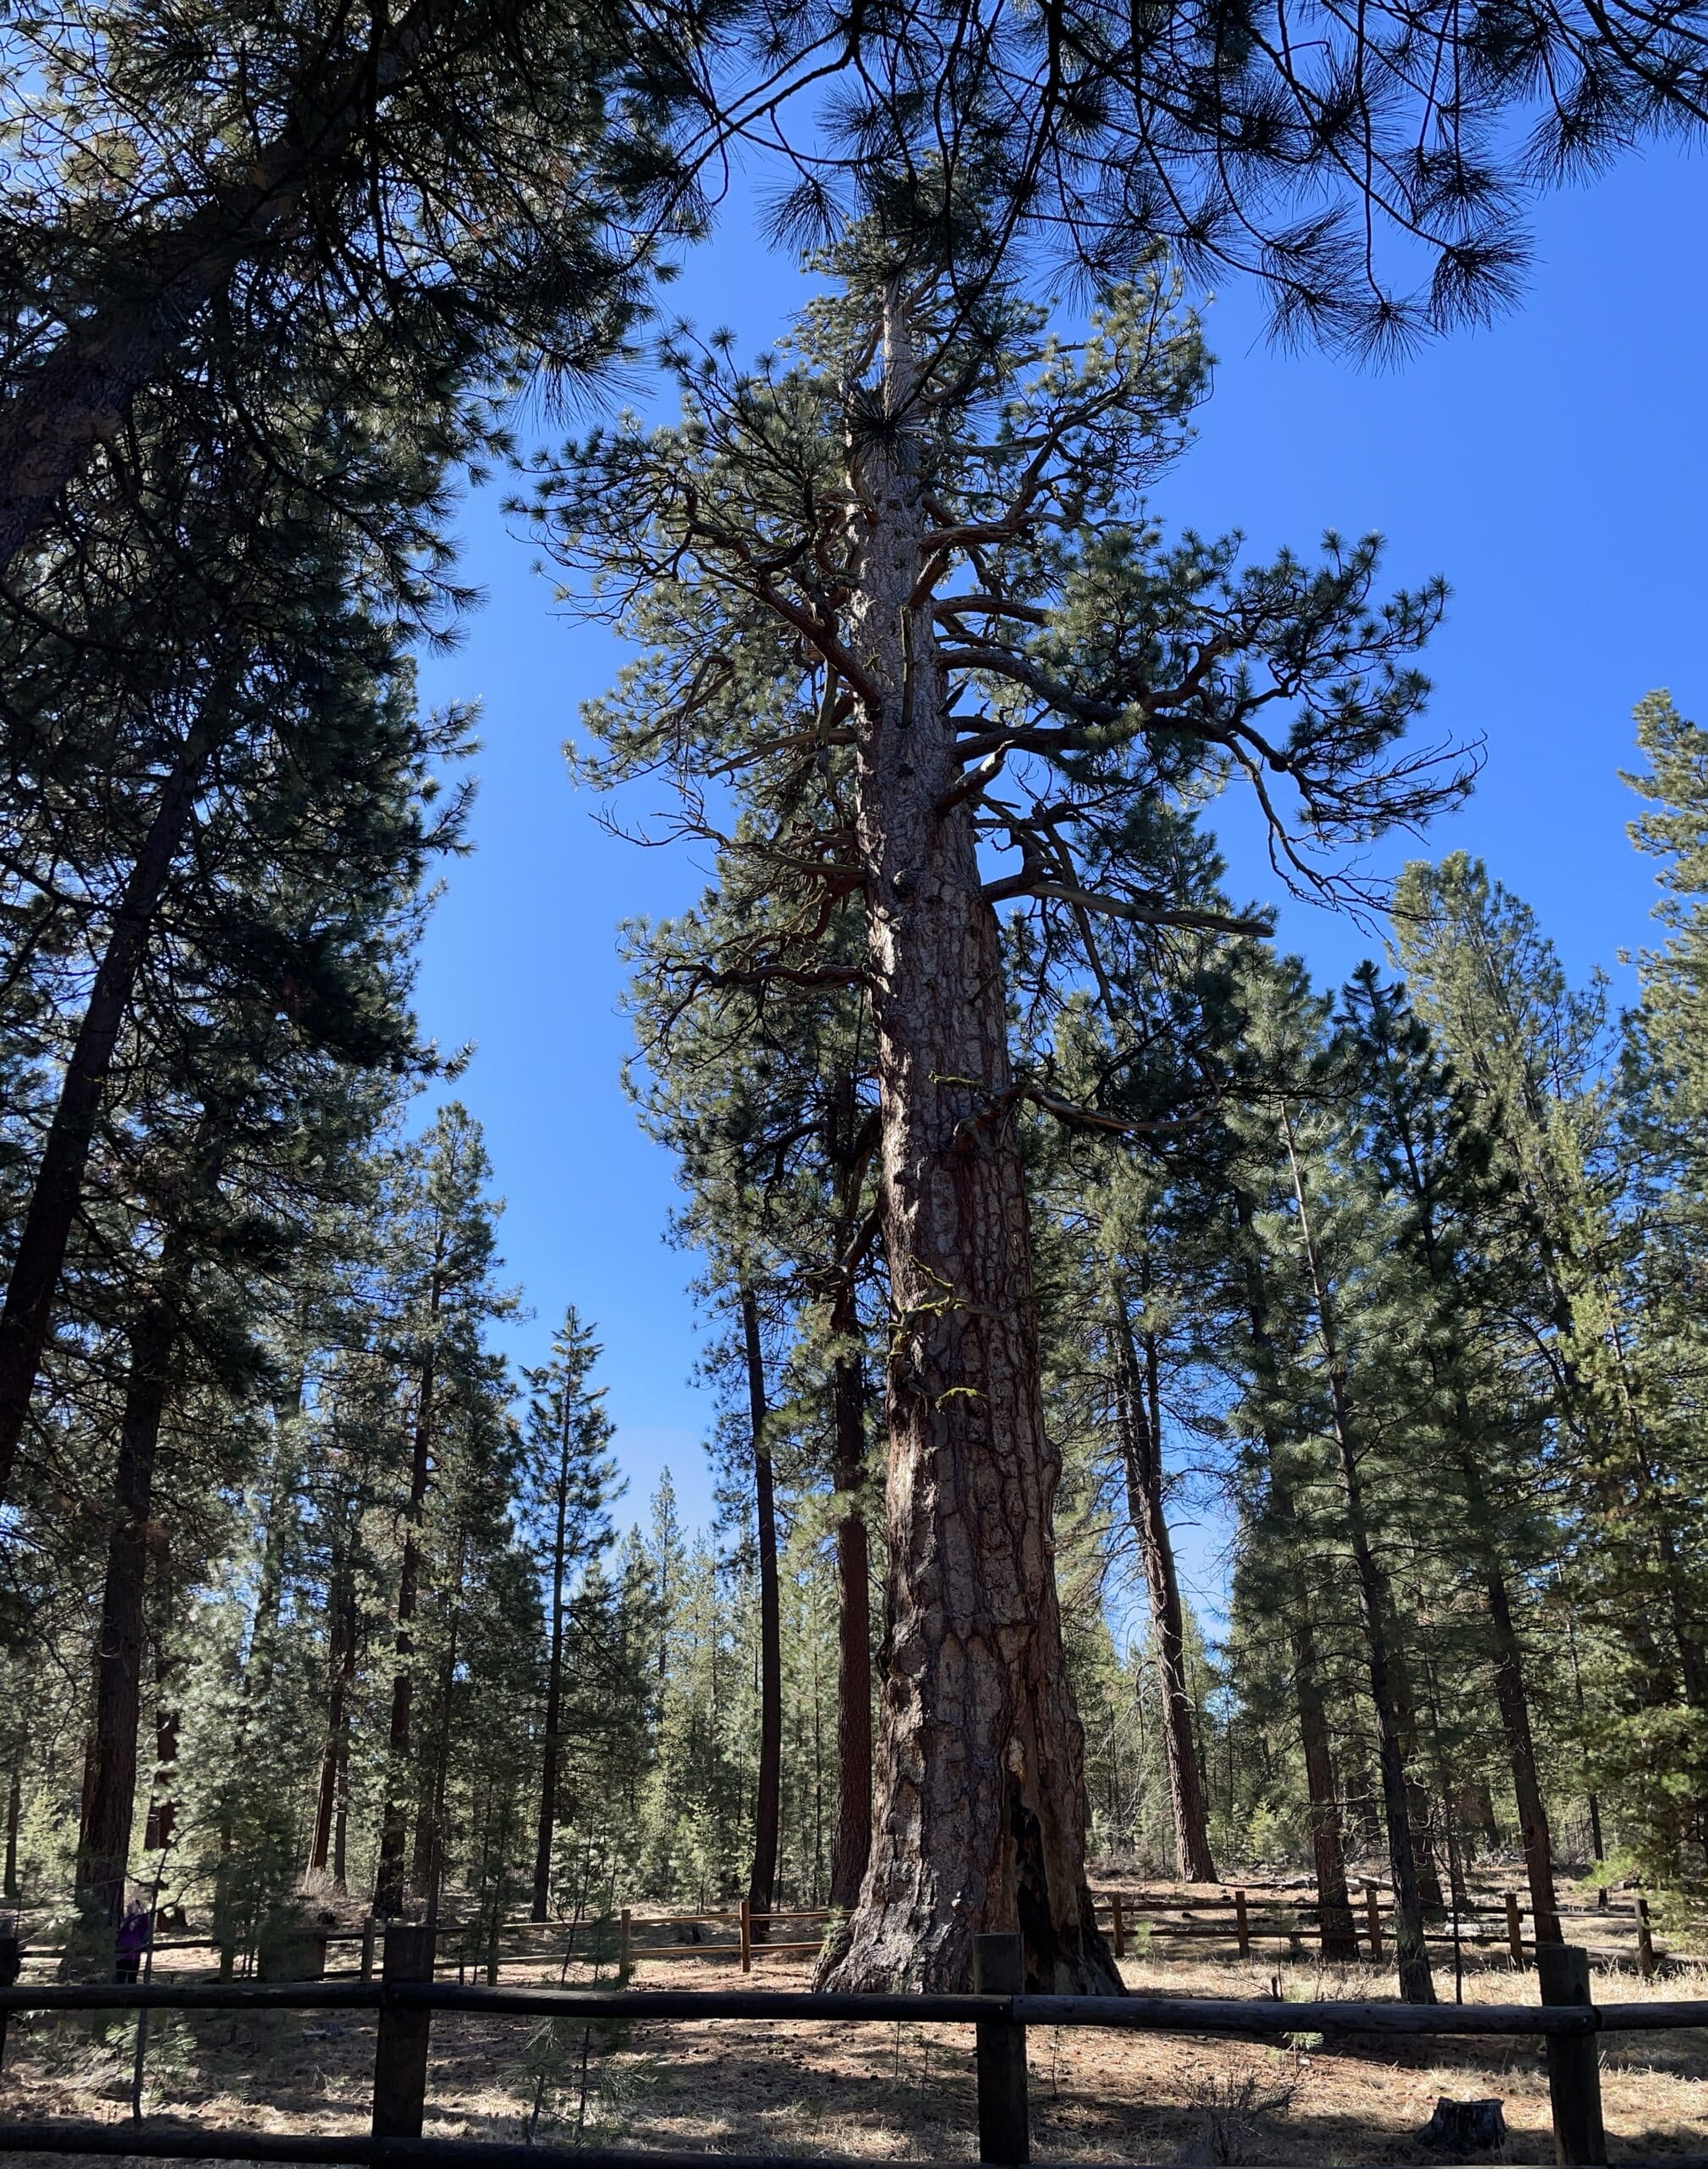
xmin=814 ymin=1902 xmax=1125 ymax=1996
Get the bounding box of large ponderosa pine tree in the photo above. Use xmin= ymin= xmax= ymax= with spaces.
xmin=530 ymin=203 xmax=1469 ymax=1989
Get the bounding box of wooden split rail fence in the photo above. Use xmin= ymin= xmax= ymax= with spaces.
xmin=625 ymin=1887 xmax=1685 ymax=1973
xmin=1090 ymin=1885 xmax=1687 ymax=1971
xmin=1 ymin=1931 xmax=1705 ymax=2169
xmin=618 ymin=1904 xmax=829 ymax=1974
xmin=7 ymin=1886 xmax=1684 ymax=1990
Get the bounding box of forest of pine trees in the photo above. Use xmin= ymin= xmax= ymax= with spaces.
xmin=2 ymin=0 xmax=1707 ymax=2020
xmin=5 ymin=743 xmax=1707 ymax=1993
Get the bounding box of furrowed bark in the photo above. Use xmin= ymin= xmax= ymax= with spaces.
xmin=75 ymin=1290 xmax=181 ymax=1931
xmin=818 ymin=285 xmax=1117 ymax=1996
xmin=0 ymin=718 xmax=211 ymax=1510
xmin=744 ymin=1284 xmax=783 ymax=1940
xmin=1111 ymin=1296 xmax=1217 ymax=1883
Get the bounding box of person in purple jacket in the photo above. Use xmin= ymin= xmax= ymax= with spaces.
xmin=114 ymin=1899 xmax=150 ymax=1984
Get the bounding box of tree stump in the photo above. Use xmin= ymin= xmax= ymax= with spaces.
xmin=1421 ymin=2097 xmax=1508 ymax=2153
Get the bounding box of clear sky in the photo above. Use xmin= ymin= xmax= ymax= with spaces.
xmin=408 ymin=142 xmax=1708 ymax=1616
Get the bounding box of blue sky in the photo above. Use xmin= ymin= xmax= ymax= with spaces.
xmin=408 ymin=142 xmax=1708 ymax=1617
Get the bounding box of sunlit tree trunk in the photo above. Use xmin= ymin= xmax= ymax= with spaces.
xmin=819 ymin=285 xmax=1117 ymax=1994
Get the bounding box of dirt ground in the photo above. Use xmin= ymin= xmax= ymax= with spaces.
xmin=1 ymin=1882 xmax=1704 ymax=2165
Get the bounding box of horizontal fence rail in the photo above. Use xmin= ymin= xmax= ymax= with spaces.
xmin=0 ymin=1934 xmax=1704 ymax=2169
xmin=8 ymin=2138 xmax=1707 ymax=2169
xmin=3 ymin=1976 xmax=1704 ymax=2032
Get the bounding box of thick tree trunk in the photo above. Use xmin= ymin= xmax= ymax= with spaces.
xmin=1280 ymin=1112 xmax=1434 ymax=2003
xmin=818 ymin=286 xmax=1117 ymax=1996
xmin=75 ymin=1294 xmax=179 ymax=1931
xmin=829 ymin=1345 xmax=873 ymax=1911
xmin=376 ymin=1348 xmax=435 ymax=1916
xmin=744 ymin=1285 xmax=783 ymax=1940
xmin=1111 ymin=1300 xmax=1217 ymax=1883
xmin=531 ymin=1404 xmax=574 ymax=1922
xmin=0 ymin=719 xmax=211 ymax=1511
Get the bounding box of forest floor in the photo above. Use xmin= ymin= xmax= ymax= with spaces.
xmin=1 ymin=1880 xmax=1704 ymax=2164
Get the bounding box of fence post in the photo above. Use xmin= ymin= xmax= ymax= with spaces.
xmin=360 ymin=1917 xmax=376 ymax=1983
xmin=1363 ymin=1881 xmax=1383 ymax=1960
xmin=620 ymin=1907 xmax=633 ymax=1976
xmin=739 ymin=1897 xmax=751 ymax=1975
xmin=371 ymin=1922 xmax=434 ymax=2142
xmin=974 ymin=1931 xmax=1029 ymax=2166
xmin=1538 ymin=1941 xmax=1606 ymax=2167
xmin=1111 ymin=1893 xmax=1125 ymax=1961
xmin=1635 ymin=1898 xmax=1656 ymax=1981
xmin=1234 ymin=1889 xmax=1250 ymax=1958
xmin=1506 ymin=1892 xmax=1526 ymax=1967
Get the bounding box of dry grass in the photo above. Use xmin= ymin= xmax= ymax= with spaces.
xmin=1 ymin=1884 xmax=1704 ymax=2166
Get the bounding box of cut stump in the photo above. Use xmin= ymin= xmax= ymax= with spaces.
xmin=1421 ymin=2096 xmax=1508 ymax=2154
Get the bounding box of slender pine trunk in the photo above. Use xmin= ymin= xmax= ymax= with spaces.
xmin=0 ymin=718 xmax=213 ymax=1510
xmin=1292 ymin=1607 xmax=1360 ymax=1956
xmin=1481 ymin=1539 xmax=1561 ymax=1943
xmin=1280 ymin=1109 xmax=1434 ymax=2002
xmin=744 ymin=1284 xmax=782 ymax=1940
xmin=417 ymin=1545 xmax=463 ymax=1930
xmin=3 ymin=1767 xmax=20 ymax=1900
xmin=1233 ymin=1192 xmax=1358 ymax=1956
xmin=311 ymin=1542 xmax=357 ymax=1883
xmin=532 ymin=1402 xmax=574 ymax=1921
xmin=376 ymin=1345 xmax=435 ymax=1915
xmin=818 ymin=284 xmax=1116 ymax=1994
xmin=1111 ymin=1297 xmax=1217 ymax=1882
xmin=142 ymin=1689 xmax=179 ymax=1854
